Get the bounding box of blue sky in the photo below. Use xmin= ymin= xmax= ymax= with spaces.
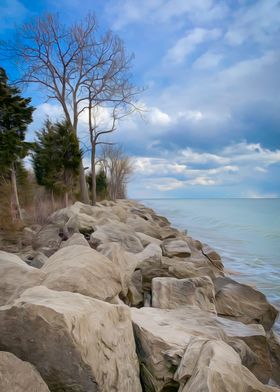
xmin=1 ymin=0 xmax=280 ymax=198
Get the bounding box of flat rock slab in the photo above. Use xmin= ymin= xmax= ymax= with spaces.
xmin=0 ymin=286 xmax=141 ymax=392
xmin=152 ymin=276 xmax=216 ymax=313
xmin=161 ymin=238 xmax=191 ymax=258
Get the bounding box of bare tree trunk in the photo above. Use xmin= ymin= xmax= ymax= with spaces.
xmin=65 ymin=191 xmax=69 ymax=207
xmin=91 ymin=146 xmax=97 ymax=206
xmin=51 ymin=189 xmax=55 ymax=209
xmin=78 ymin=161 xmax=90 ymax=204
xmin=10 ymin=163 xmax=22 ymax=221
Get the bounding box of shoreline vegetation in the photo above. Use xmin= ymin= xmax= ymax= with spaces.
xmin=0 ymin=199 xmax=280 ymax=391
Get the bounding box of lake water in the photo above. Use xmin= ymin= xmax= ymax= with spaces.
xmin=141 ymin=198 xmax=280 ymax=333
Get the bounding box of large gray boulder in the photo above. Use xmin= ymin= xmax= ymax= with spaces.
xmin=0 ymin=251 xmax=45 ymax=306
xmin=0 ymin=351 xmax=50 ymax=392
xmin=131 ymin=306 xmax=272 ymax=390
xmin=152 ymin=276 xmax=216 ymax=313
xmin=0 ymin=286 xmax=142 ymax=392
xmin=41 ymin=245 xmax=124 ymax=302
xmin=214 ymin=276 xmax=279 ymax=331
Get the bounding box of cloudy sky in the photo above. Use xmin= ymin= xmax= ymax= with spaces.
xmin=1 ymin=0 xmax=280 ymax=198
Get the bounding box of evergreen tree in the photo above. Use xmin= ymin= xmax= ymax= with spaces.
xmin=0 ymin=67 xmax=34 ymax=220
xmin=32 ymin=120 xmax=81 ymax=206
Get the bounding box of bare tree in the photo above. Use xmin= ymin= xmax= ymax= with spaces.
xmin=1 ymin=13 xmax=141 ymax=204
xmin=100 ymin=145 xmax=133 ymax=201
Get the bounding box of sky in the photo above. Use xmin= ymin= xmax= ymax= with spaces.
xmin=0 ymin=0 xmax=280 ymax=198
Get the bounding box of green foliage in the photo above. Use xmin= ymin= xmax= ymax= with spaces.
xmin=0 ymin=67 xmax=34 ymax=174
xmin=32 ymin=120 xmax=81 ymax=194
xmin=86 ymin=169 xmax=108 ymax=200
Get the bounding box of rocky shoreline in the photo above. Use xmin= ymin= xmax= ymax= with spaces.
xmin=0 ymin=199 xmax=279 ymax=391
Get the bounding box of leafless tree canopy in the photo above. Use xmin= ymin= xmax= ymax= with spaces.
xmin=1 ymin=12 xmax=141 ymax=204
xmin=100 ymin=145 xmax=133 ymax=201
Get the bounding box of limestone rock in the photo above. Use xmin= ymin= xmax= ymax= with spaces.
xmin=32 ymin=224 xmax=63 ymax=256
xmin=0 ymin=286 xmax=141 ymax=392
xmin=90 ymin=222 xmax=144 ymax=253
xmin=0 ymin=251 xmax=45 ymax=306
xmin=161 ymin=238 xmax=191 ymax=258
xmin=60 ymin=233 xmax=89 ymax=248
xmin=214 ymin=276 xmax=279 ymax=330
xmin=176 ymin=339 xmax=279 ymax=392
xmin=0 ymin=351 xmax=50 ymax=392
xmin=136 ymin=243 xmax=162 ymax=265
xmin=152 ymin=276 xmax=216 ymax=313
xmin=136 ymin=231 xmax=162 ymax=247
xmin=127 ymin=269 xmax=144 ymax=306
xmin=41 ymin=245 xmax=123 ymax=302
xmin=97 ymin=242 xmax=137 ymax=297
xmin=131 ymin=306 xmax=272 ymax=390
xmin=267 ymin=330 xmax=280 ymax=385
xmin=202 ymin=243 xmax=224 ymax=271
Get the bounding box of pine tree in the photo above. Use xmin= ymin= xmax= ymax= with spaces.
xmin=32 ymin=120 xmax=81 ymax=206
xmin=0 ymin=67 xmax=34 ymax=220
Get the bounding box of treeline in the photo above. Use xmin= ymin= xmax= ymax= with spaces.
xmin=0 ymin=11 xmax=138 ymax=226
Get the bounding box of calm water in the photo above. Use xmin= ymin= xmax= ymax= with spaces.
xmin=142 ymin=199 xmax=280 ymax=333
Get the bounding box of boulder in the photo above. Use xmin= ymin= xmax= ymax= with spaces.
xmin=60 ymin=233 xmax=89 ymax=248
xmin=176 ymin=339 xmax=279 ymax=392
xmin=41 ymin=245 xmax=123 ymax=302
xmin=267 ymin=330 xmax=280 ymax=385
xmin=136 ymin=231 xmax=162 ymax=247
xmin=131 ymin=306 xmax=272 ymax=390
xmin=202 ymin=243 xmax=224 ymax=271
xmin=19 ymin=248 xmax=48 ymax=268
xmin=0 ymin=251 xmax=45 ymax=306
xmin=0 ymin=351 xmax=50 ymax=392
xmin=90 ymin=222 xmax=144 ymax=253
xmin=161 ymin=238 xmax=191 ymax=258
xmin=127 ymin=269 xmax=144 ymax=306
xmin=214 ymin=276 xmax=279 ymax=330
xmin=97 ymin=242 xmax=137 ymax=297
xmin=0 ymin=286 xmax=141 ymax=392
xmin=152 ymin=276 xmax=216 ymax=313
xmin=136 ymin=243 xmax=162 ymax=265
xmin=32 ymin=224 xmax=63 ymax=256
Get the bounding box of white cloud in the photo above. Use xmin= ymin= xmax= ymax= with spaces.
xmin=131 ymin=142 xmax=280 ymax=193
xmin=165 ymin=28 xmax=222 ymax=64
xmin=194 ymin=51 xmax=223 ymax=69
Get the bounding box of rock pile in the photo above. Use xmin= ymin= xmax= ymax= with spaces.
xmin=0 ymin=199 xmax=279 ymax=391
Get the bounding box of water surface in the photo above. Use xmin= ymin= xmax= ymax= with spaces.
xmin=142 ymin=199 xmax=280 ymax=332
